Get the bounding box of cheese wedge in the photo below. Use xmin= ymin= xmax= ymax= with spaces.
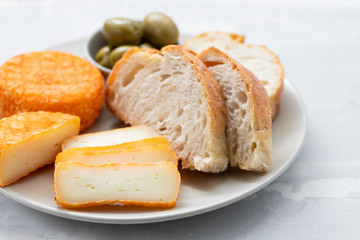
xmin=0 ymin=111 xmax=80 ymax=187
xmin=64 ymin=136 xmax=170 ymax=154
xmin=62 ymin=125 xmax=160 ymax=151
xmin=56 ymin=144 xmax=178 ymax=166
xmin=54 ymin=161 xmax=181 ymax=208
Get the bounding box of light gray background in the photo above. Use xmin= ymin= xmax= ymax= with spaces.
xmin=1 ymin=0 xmax=359 ymax=239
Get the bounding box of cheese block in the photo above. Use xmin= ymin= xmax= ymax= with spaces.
xmin=54 ymin=161 xmax=181 ymax=208
xmin=0 ymin=50 xmax=104 ymax=132
xmin=0 ymin=111 xmax=80 ymax=187
xmin=56 ymin=144 xmax=178 ymax=166
xmin=62 ymin=125 xmax=160 ymax=151
xmin=63 ymin=136 xmax=170 ymax=154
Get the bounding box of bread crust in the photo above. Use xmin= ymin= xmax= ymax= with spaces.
xmin=163 ymin=46 xmax=228 ymax=172
xmin=107 ymin=47 xmax=160 ymax=85
xmin=191 ymin=31 xmax=245 ymax=44
xmin=106 ymin=46 xmax=228 ymax=173
xmin=198 ymin=47 xmax=272 ymax=172
xmin=0 ymin=51 xmax=104 ymax=132
xmin=250 ymin=44 xmax=284 ymax=120
xmin=233 ymin=56 xmax=272 ymax=131
xmin=232 ymin=56 xmax=272 ymax=171
xmin=106 ymin=47 xmax=161 ymax=118
xmin=162 ymin=45 xmax=227 ymax=139
xmin=182 ymin=32 xmax=284 ymax=120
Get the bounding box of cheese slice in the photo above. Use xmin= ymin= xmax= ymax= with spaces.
xmin=54 ymin=161 xmax=181 ymax=208
xmin=62 ymin=125 xmax=160 ymax=151
xmin=0 ymin=111 xmax=80 ymax=187
xmin=64 ymin=136 xmax=170 ymax=154
xmin=56 ymin=144 xmax=178 ymax=166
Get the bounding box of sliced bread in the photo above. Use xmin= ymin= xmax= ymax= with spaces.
xmin=182 ymin=31 xmax=284 ymax=119
xmin=182 ymin=31 xmax=245 ymax=51
xmin=198 ymin=47 xmax=272 ymax=172
xmin=106 ymin=46 xmax=228 ymax=173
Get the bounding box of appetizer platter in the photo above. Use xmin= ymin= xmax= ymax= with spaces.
xmin=0 ymin=13 xmax=306 ymax=224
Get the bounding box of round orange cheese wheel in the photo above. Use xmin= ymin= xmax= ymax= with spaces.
xmin=0 ymin=51 xmax=104 ymax=132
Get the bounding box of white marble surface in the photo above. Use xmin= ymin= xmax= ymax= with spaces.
xmin=0 ymin=0 xmax=360 ymax=239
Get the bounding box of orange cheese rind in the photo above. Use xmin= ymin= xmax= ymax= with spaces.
xmin=0 ymin=50 xmax=104 ymax=132
xmin=56 ymin=144 xmax=178 ymax=166
xmin=0 ymin=111 xmax=80 ymax=187
xmin=0 ymin=111 xmax=80 ymax=150
xmin=56 ymin=199 xmax=178 ymax=209
xmin=62 ymin=136 xmax=170 ymax=154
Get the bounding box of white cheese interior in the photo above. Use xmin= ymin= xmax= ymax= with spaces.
xmin=64 ymin=136 xmax=170 ymax=154
xmin=62 ymin=125 xmax=159 ymax=150
xmin=56 ymin=144 xmax=178 ymax=166
xmin=55 ymin=162 xmax=180 ymax=205
xmin=0 ymin=121 xmax=78 ymax=186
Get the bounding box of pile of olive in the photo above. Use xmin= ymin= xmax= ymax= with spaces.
xmin=96 ymin=12 xmax=179 ymax=69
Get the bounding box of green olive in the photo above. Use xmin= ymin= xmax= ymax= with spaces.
xmin=109 ymin=45 xmax=135 ymax=66
xmin=139 ymin=42 xmax=156 ymax=49
xmin=142 ymin=12 xmax=179 ymax=47
xmin=95 ymin=45 xmax=112 ymax=69
xmin=102 ymin=18 xmax=143 ymax=47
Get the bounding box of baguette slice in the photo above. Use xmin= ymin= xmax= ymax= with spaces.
xmin=182 ymin=31 xmax=245 ymax=50
xmin=56 ymin=144 xmax=178 ymax=166
xmin=54 ymin=161 xmax=181 ymax=208
xmin=62 ymin=125 xmax=160 ymax=151
xmin=198 ymin=47 xmax=272 ymax=172
xmin=0 ymin=111 xmax=80 ymax=187
xmin=106 ymin=46 xmax=228 ymax=173
xmin=182 ymin=31 xmax=284 ymax=119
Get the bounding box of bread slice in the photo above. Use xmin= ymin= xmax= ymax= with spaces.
xmin=198 ymin=47 xmax=271 ymax=172
xmin=62 ymin=125 xmax=160 ymax=151
xmin=182 ymin=31 xmax=245 ymax=50
xmin=54 ymin=161 xmax=180 ymax=208
xmin=0 ymin=111 xmax=80 ymax=186
xmin=56 ymin=144 xmax=178 ymax=166
xmin=106 ymin=46 xmax=228 ymax=173
xmin=182 ymin=31 xmax=284 ymax=119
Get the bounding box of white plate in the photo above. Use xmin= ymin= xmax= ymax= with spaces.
xmin=0 ymin=39 xmax=306 ymax=224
